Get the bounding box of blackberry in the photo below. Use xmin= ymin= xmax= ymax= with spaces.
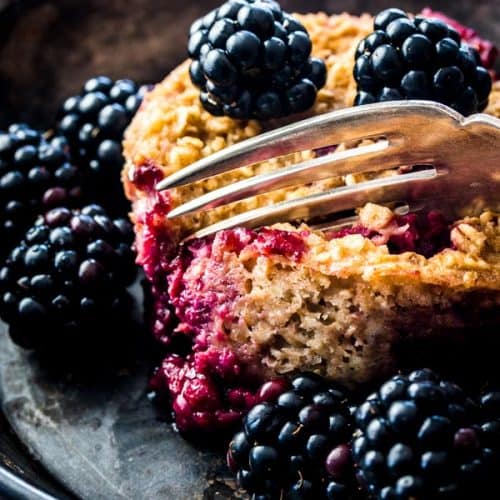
xmin=353 ymin=369 xmax=496 ymax=498
xmin=0 ymin=204 xmax=137 ymax=353
xmin=0 ymin=124 xmax=82 ymax=259
xmin=354 ymin=9 xmax=492 ymax=115
xmin=227 ymin=373 xmax=359 ymax=499
xmin=188 ymin=0 xmax=327 ymax=120
xmin=57 ymin=76 xmax=145 ymax=215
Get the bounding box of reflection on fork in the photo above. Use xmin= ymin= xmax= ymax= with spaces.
xmin=156 ymin=101 xmax=500 ymax=240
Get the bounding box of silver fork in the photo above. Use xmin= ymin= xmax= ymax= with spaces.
xmin=156 ymin=100 xmax=500 ymax=240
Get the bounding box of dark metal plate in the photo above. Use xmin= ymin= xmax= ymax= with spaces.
xmin=0 ymin=284 xmax=232 ymax=500
xmin=0 ymin=1 xmax=499 ymax=499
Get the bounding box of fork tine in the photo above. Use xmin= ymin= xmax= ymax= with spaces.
xmin=156 ymin=101 xmax=459 ymax=191
xmin=168 ymin=138 xmax=429 ymax=219
xmin=183 ymin=169 xmax=438 ymax=240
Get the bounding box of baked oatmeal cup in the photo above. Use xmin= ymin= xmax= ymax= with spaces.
xmin=123 ymin=8 xmax=500 ymax=432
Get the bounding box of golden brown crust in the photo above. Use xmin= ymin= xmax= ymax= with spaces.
xmin=123 ymin=11 xmax=500 ymax=207
xmin=248 ymin=205 xmax=500 ymax=292
xmin=123 ymin=12 xmax=373 ymax=184
xmin=122 ymin=13 xmax=374 ymax=243
xmin=485 ymin=80 xmax=500 ymax=116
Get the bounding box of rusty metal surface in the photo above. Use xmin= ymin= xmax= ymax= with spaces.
xmin=0 ymin=282 xmax=235 ymax=500
xmin=0 ymin=1 xmax=499 ymax=499
xmin=0 ymin=335 xmax=228 ymax=499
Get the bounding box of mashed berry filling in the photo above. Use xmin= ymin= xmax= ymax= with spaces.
xmin=131 ymin=139 xmax=455 ymax=436
xmin=130 ymin=127 xmax=456 ymax=436
xmin=146 ymin=206 xmax=453 ymax=432
xmin=149 ymin=228 xmax=310 ymax=432
xmin=150 ymin=350 xmax=261 ymax=433
xmin=329 ymin=210 xmax=450 ymax=258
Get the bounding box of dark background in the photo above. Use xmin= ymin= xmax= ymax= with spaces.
xmin=0 ymin=1 xmax=498 ymax=499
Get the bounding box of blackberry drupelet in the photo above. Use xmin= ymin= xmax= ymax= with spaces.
xmin=353 ymin=8 xmax=492 ymax=115
xmin=0 ymin=124 xmax=82 ymax=259
xmin=227 ymin=373 xmax=359 ymax=499
xmin=0 ymin=204 xmax=137 ymax=353
xmin=353 ymin=369 xmax=496 ymax=499
xmin=57 ymin=76 xmax=144 ymax=215
xmin=476 ymin=391 xmax=500 ymax=495
xmin=188 ymin=0 xmax=327 ymax=120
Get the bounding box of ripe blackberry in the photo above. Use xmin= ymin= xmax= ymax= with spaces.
xmin=0 ymin=204 xmax=137 ymax=353
xmin=353 ymin=8 xmax=492 ymax=115
xmin=0 ymin=124 xmax=82 ymax=258
xmin=227 ymin=373 xmax=359 ymax=499
xmin=188 ymin=0 xmax=327 ymax=120
xmin=353 ymin=369 xmax=496 ymax=499
xmin=57 ymin=76 xmax=144 ymax=215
